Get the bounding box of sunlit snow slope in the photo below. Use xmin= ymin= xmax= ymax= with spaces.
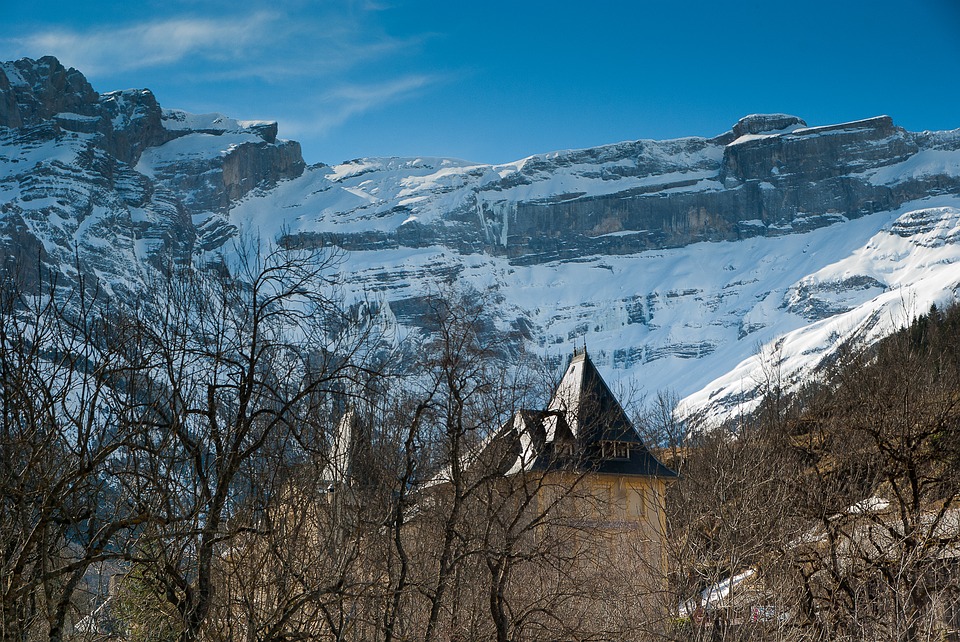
xmin=5 ymin=57 xmax=960 ymax=423
xmin=242 ymin=192 xmax=960 ymax=424
xmin=217 ymin=123 xmax=960 ymax=422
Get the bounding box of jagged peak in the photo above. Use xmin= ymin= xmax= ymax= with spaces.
xmin=3 ymin=55 xmax=95 ymax=95
xmin=0 ymin=55 xmax=98 ymax=129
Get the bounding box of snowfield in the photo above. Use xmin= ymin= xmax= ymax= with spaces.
xmin=5 ymin=88 xmax=960 ymax=425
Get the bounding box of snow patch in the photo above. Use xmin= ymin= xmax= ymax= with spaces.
xmin=867 ymin=149 xmax=960 ymax=186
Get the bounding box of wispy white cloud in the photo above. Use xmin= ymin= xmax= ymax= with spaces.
xmin=8 ymin=12 xmax=279 ymax=75
xmin=1 ymin=4 xmax=449 ymax=152
xmin=182 ymin=33 xmax=421 ymax=83
xmin=326 ymin=75 xmax=437 ymax=107
xmin=280 ymin=74 xmax=443 ymax=137
xmin=2 ymin=7 xmax=421 ymax=82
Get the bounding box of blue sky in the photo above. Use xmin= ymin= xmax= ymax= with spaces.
xmin=2 ymin=1 xmax=959 ymax=166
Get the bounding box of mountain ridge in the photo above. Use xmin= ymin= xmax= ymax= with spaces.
xmin=3 ymin=55 xmax=960 ymax=422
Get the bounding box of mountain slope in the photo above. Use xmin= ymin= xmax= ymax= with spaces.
xmin=3 ymin=56 xmax=960 ymax=422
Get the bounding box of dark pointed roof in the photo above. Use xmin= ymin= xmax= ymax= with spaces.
xmin=490 ymin=350 xmax=677 ymax=478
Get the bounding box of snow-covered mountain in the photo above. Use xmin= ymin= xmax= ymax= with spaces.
xmin=4 ymin=56 xmax=960 ymax=423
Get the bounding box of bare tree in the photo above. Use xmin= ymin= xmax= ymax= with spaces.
xmin=772 ymin=307 xmax=960 ymax=642
xmin=110 ymin=240 xmax=380 ymax=642
xmin=0 ymin=266 xmax=155 ymax=642
xmin=666 ymin=306 xmax=960 ymax=642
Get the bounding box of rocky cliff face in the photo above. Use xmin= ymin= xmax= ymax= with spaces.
xmin=293 ymin=114 xmax=954 ymax=265
xmin=234 ymin=111 xmax=960 ymax=270
xmin=0 ymin=56 xmax=306 ymax=286
xmin=4 ymin=56 xmax=960 ymax=422
xmin=0 ymin=56 xmax=99 ymax=129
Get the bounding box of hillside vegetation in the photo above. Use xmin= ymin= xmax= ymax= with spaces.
xmin=0 ymin=252 xmax=667 ymax=642
xmin=663 ymin=303 xmax=960 ymax=641
xmin=3 ymin=236 xmax=960 ymax=642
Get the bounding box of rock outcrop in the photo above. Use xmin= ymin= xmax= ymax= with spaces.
xmin=248 ymin=112 xmax=960 ymax=266
xmin=0 ymin=56 xmax=307 ymax=285
xmin=4 ymin=55 xmax=960 ymax=423
xmin=0 ymin=56 xmax=99 ymax=128
xmin=477 ymin=115 xmax=955 ymax=262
